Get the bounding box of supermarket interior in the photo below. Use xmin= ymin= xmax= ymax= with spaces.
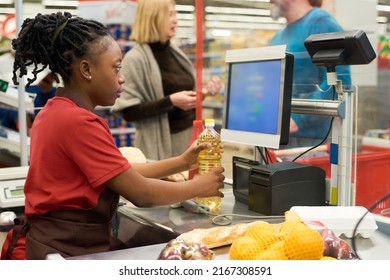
xmin=0 ymin=0 xmax=389 ymax=262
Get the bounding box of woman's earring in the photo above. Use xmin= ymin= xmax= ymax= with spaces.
xmin=88 ymin=76 xmax=92 ymax=80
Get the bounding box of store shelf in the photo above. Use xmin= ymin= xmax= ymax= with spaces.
xmin=0 ymin=128 xmax=30 ymax=157
xmin=110 ymin=127 xmax=136 ymax=135
xmin=0 ymin=86 xmax=35 ymax=111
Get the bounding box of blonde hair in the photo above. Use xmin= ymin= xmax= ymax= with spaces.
xmin=130 ymin=0 xmax=175 ymax=43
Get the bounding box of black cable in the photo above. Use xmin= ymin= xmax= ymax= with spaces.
xmin=189 ymin=203 xmax=284 ymax=226
xmin=291 ymin=85 xmax=337 ymax=162
xmin=203 ymin=209 xmax=284 ymax=226
xmin=351 ymin=191 xmax=390 ymax=260
xmin=291 ymin=117 xmax=334 ymax=162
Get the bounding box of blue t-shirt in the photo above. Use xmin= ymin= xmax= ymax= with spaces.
xmin=270 ymin=8 xmax=351 ymax=143
xmin=26 ymin=85 xmax=56 ymax=115
xmin=0 ymin=108 xmax=18 ymax=130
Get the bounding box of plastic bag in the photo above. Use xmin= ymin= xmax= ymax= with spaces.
xmin=158 ymin=238 xmax=215 ymax=260
xmin=303 ymin=220 xmax=357 ymax=260
xmin=321 ymin=228 xmax=357 ymax=259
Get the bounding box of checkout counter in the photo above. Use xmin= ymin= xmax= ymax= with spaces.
xmin=1 ymin=166 xmax=389 ymax=260
xmin=66 ymin=183 xmax=390 ymax=261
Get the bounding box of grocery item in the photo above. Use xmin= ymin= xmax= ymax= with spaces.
xmin=119 ymin=146 xmax=147 ymax=163
xmin=177 ymin=221 xmax=259 ymax=248
xmin=229 ymin=219 xmax=325 ymax=260
xmin=195 ymin=119 xmax=222 ymax=214
xmin=158 ymin=239 xmax=214 ymax=260
xmin=120 ymin=146 xmax=188 ymax=182
xmin=320 ymin=227 xmax=357 ymax=259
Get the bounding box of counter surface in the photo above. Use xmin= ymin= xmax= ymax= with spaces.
xmin=68 ymin=185 xmax=390 ymax=260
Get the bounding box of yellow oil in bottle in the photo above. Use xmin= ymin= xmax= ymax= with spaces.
xmin=195 ymin=119 xmax=222 ymax=214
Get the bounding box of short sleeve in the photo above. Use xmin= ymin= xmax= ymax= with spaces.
xmin=66 ymin=115 xmax=131 ymax=188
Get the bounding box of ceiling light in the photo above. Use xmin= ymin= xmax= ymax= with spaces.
xmin=43 ymin=0 xmax=78 ymax=8
xmin=377 ymin=4 xmax=390 ymax=12
xmin=176 ymin=5 xmax=195 ymax=12
xmin=377 ymin=16 xmax=388 ymax=23
xmin=206 ymin=14 xmax=278 ymax=24
xmin=0 ymin=8 xmax=15 ymax=15
xmin=1 ymin=0 xmax=14 ymax=4
xmin=206 ymin=20 xmax=282 ymax=31
xmin=210 ymin=29 xmax=232 ymax=37
xmin=205 ymin=6 xmax=270 ymax=16
xmin=177 ymin=13 xmax=195 ymax=20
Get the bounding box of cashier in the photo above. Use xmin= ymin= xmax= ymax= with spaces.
xmin=1 ymin=12 xmax=224 ymax=260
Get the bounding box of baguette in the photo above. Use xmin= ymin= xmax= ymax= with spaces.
xmin=178 ymin=221 xmax=260 ymax=248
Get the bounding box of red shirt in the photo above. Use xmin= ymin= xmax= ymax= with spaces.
xmin=24 ymin=97 xmax=131 ymax=217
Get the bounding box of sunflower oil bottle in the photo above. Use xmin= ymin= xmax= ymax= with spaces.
xmin=195 ymin=119 xmax=222 ymax=214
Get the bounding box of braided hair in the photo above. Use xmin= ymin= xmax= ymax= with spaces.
xmin=12 ymin=12 xmax=110 ymax=87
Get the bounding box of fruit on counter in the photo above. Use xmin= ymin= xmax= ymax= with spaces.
xmin=158 ymin=238 xmax=215 ymax=260
xmin=281 ymin=220 xmax=325 ymax=260
xmin=256 ymin=240 xmax=287 ymax=260
xmin=228 ymin=236 xmax=265 ymax=260
xmin=320 ymin=256 xmax=337 ymax=260
xmin=229 ymin=220 xmax=325 ymax=260
xmin=245 ymin=221 xmax=281 ymax=250
xmin=321 ymin=228 xmax=356 ymax=259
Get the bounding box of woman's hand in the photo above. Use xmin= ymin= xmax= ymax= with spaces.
xmin=170 ymin=90 xmax=197 ymax=111
xmin=290 ymin=117 xmax=299 ymax=133
xmin=202 ymin=76 xmax=222 ymax=97
xmin=181 ymin=140 xmax=224 ymax=171
xmin=193 ymin=166 xmax=225 ymax=198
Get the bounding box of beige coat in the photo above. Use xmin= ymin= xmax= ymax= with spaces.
xmin=110 ymin=43 xmax=195 ymax=160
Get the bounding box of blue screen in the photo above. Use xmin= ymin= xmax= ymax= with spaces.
xmin=226 ymin=59 xmax=282 ymax=135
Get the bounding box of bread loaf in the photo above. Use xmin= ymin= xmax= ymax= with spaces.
xmin=178 ymin=221 xmax=260 ymax=248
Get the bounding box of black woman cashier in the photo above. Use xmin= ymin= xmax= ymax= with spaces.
xmin=0 ymin=12 xmax=224 ymax=260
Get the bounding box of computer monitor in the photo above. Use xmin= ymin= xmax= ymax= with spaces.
xmin=221 ymin=45 xmax=294 ymax=149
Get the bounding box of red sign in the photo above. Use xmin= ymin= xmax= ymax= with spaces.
xmin=1 ymin=14 xmax=16 ymax=38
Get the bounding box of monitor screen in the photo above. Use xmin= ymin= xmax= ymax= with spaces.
xmin=221 ymin=45 xmax=294 ymax=149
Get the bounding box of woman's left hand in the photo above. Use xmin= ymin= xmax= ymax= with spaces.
xmin=202 ymin=76 xmax=222 ymax=97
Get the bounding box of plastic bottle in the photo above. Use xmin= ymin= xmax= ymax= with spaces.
xmin=195 ymin=119 xmax=222 ymax=214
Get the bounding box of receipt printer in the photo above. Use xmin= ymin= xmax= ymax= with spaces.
xmin=248 ymin=161 xmax=326 ymax=215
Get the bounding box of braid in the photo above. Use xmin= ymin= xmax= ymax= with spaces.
xmin=12 ymin=12 xmax=110 ymax=86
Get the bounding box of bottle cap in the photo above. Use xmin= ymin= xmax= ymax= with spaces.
xmin=204 ymin=119 xmax=215 ymax=127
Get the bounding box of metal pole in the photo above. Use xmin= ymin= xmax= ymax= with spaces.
xmin=290 ymin=86 xmax=354 ymax=206
xmin=291 ymin=99 xmax=342 ymax=117
xmin=15 ymin=0 xmax=29 ymax=166
xmin=337 ymin=89 xmax=354 ymax=206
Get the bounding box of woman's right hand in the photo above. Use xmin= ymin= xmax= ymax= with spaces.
xmin=169 ymin=90 xmax=197 ymax=111
xmin=192 ymin=166 xmax=225 ymax=198
xmin=290 ymin=117 xmax=299 ymax=133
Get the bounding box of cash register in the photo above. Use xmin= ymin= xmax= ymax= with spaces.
xmin=232 ymin=157 xmax=326 ymax=216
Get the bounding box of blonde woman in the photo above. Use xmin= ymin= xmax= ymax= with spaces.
xmin=111 ymin=0 xmax=221 ymax=160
